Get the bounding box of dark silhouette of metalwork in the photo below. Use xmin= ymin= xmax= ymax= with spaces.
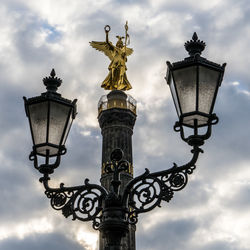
xmin=24 ymin=32 xmax=226 ymax=250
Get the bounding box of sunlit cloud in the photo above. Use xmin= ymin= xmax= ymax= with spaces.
xmin=1 ymin=0 xmax=250 ymax=250
xmin=76 ymin=230 xmax=98 ymax=250
xmin=0 ymin=218 xmax=53 ymax=241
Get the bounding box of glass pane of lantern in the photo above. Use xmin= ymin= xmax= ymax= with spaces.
xmin=183 ymin=114 xmax=208 ymax=127
xmin=48 ymin=101 xmax=71 ymax=145
xmin=173 ymin=66 xmax=197 ymax=114
xmin=198 ymin=66 xmax=220 ymax=114
xmin=169 ymin=76 xmax=181 ymax=116
xmin=62 ymin=110 xmax=73 ymax=145
xmin=37 ymin=145 xmax=59 ymax=156
xmin=28 ymin=102 xmax=48 ymax=145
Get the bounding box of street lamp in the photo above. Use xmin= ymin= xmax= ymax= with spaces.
xmin=166 ymin=32 xmax=226 ymax=146
xmin=24 ymin=69 xmax=77 ymax=174
xmin=24 ymin=33 xmax=226 ymax=250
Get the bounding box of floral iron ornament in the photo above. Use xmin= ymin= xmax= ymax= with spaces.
xmin=37 ymin=143 xmax=203 ymax=243
xmin=90 ymin=22 xmax=133 ymax=91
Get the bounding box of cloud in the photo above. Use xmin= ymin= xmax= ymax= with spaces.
xmin=0 ymin=233 xmax=85 ymax=250
xmin=223 ymin=182 xmax=250 ymax=210
xmin=201 ymin=240 xmax=247 ymax=250
xmin=137 ymin=218 xmax=198 ymax=250
xmin=0 ymin=0 xmax=250 ymax=249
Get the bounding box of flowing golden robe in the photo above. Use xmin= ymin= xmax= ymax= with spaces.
xmin=90 ymin=39 xmax=133 ymax=91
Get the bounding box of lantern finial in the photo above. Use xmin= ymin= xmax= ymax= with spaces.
xmin=50 ymin=68 xmax=56 ymax=78
xmin=43 ymin=69 xmax=62 ymax=93
xmin=192 ymin=32 xmax=198 ymax=41
xmin=184 ymin=32 xmax=206 ymax=56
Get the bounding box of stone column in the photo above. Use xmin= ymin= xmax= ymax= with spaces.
xmin=98 ymin=90 xmax=136 ymax=250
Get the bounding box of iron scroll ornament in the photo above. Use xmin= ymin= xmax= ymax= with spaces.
xmin=122 ymin=145 xmax=202 ymax=225
xmin=40 ymin=175 xmax=107 ymax=230
xmin=36 ymin=142 xmax=203 ymax=230
xmin=34 ymin=111 xmax=216 ymax=230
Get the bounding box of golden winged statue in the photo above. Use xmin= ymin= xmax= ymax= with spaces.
xmin=90 ymin=22 xmax=133 ymax=91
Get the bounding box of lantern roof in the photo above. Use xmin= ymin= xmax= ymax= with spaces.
xmin=167 ymin=32 xmax=226 ymax=75
xmin=24 ymin=69 xmax=77 ymax=119
xmin=24 ymin=92 xmax=75 ymax=106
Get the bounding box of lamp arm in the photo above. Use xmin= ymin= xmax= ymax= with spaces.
xmin=121 ymin=145 xmax=203 ymax=225
xmin=150 ymin=146 xmax=203 ymax=177
xmin=39 ymin=174 xmax=108 ymax=230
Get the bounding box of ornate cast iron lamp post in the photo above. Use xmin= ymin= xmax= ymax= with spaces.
xmin=24 ymin=30 xmax=226 ymax=250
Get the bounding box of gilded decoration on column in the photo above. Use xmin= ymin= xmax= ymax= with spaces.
xmin=90 ymin=21 xmax=133 ymax=91
xmin=102 ymin=162 xmax=133 ymax=175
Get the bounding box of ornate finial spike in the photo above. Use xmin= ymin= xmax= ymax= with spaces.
xmin=50 ymin=68 xmax=56 ymax=78
xmin=43 ymin=69 xmax=62 ymax=93
xmin=184 ymin=32 xmax=206 ymax=56
xmin=192 ymin=32 xmax=198 ymax=41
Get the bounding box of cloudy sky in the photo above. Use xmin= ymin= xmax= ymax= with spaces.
xmin=0 ymin=0 xmax=250 ymax=249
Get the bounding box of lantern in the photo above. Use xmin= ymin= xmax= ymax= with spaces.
xmin=166 ymin=32 xmax=226 ymax=128
xmin=24 ymin=69 xmax=77 ymax=158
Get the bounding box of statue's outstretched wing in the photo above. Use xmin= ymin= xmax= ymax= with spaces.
xmin=89 ymin=41 xmax=114 ymax=60
xmin=122 ymin=47 xmax=133 ymax=56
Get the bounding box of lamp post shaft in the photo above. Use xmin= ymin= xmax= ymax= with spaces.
xmin=98 ymin=90 xmax=136 ymax=250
